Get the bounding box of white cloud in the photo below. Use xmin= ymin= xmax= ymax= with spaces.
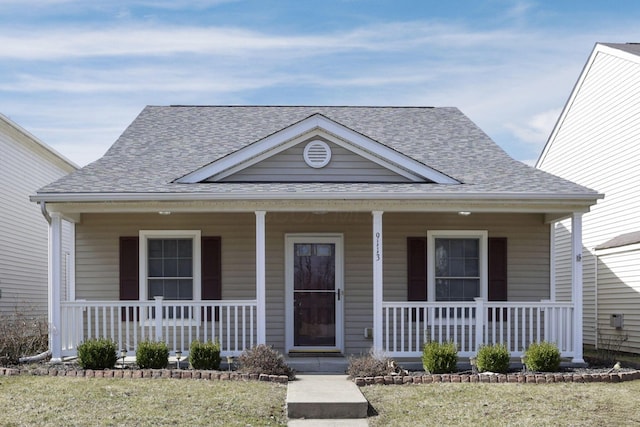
xmin=505 ymin=109 xmax=561 ymax=146
xmin=2 ymin=3 xmax=640 ymax=166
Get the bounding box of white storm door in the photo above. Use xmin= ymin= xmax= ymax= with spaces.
xmin=285 ymin=234 xmax=344 ymax=353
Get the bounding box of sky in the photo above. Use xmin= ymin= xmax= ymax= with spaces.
xmin=1 ymin=1 xmax=640 ymax=167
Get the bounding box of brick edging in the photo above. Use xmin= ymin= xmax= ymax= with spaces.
xmin=0 ymin=367 xmax=289 ymax=383
xmin=353 ymin=370 xmax=640 ymax=386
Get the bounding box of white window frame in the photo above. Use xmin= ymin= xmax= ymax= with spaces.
xmin=139 ymin=230 xmax=202 ymax=302
xmin=427 ymin=230 xmax=488 ymax=302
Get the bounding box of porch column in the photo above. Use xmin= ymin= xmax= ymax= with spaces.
xmin=255 ymin=211 xmax=266 ymax=345
xmin=372 ymin=211 xmax=384 ymax=352
xmin=571 ymin=213 xmax=584 ymax=364
xmin=67 ymin=222 xmax=76 ymax=301
xmin=48 ymin=213 xmax=63 ymax=362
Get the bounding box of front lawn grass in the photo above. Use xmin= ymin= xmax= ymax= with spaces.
xmin=0 ymin=376 xmax=287 ymax=426
xmin=363 ymin=381 xmax=640 ymax=426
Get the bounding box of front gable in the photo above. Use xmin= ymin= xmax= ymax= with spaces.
xmin=176 ymin=114 xmax=459 ymax=184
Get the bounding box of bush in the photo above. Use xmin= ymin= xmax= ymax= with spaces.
xmin=476 ymin=344 xmax=510 ymax=373
xmin=347 ymin=349 xmax=396 ymax=378
xmin=189 ymin=340 xmax=221 ymax=370
xmin=237 ymin=344 xmax=295 ymax=380
xmin=0 ymin=311 xmax=48 ymax=366
xmin=525 ymin=341 xmax=561 ymax=372
xmin=422 ymin=341 xmax=458 ymax=374
xmin=77 ymin=338 xmax=118 ymax=370
xmin=136 ymin=341 xmax=169 ymax=369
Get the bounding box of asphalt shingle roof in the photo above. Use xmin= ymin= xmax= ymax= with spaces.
xmin=36 ymin=106 xmax=598 ymax=199
xmin=602 ymin=42 xmax=640 ymax=57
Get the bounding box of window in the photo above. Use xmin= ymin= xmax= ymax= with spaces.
xmin=427 ymin=231 xmax=487 ymax=301
xmin=139 ymin=230 xmax=202 ymax=302
xmin=147 ymin=238 xmax=193 ymax=300
xmin=434 ymin=238 xmax=479 ymax=301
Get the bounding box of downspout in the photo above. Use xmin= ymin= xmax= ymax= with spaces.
xmin=40 ymin=201 xmax=51 ymax=224
xmin=593 ymin=249 xmax=598 ymax=350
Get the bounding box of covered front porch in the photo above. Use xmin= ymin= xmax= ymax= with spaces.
xmin=45 ymin=205 xmax=587 ymax=364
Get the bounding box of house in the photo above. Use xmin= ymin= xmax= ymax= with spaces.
xmin=32 ymin=106 xmax=601 ymax=365
xmin=537 ymin=43 xmax=640 ymax=354
xmin=0 ymin=113 xmax=76 ymax=319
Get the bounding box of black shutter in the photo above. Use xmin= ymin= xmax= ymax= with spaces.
xmin=407 ymin=237 xmax=427 ymax=321
xmin=119 ymin=236 xmax=139 ymax=321
xmin=407 ymin=237 xmax=427 ymax=301
xmin=488 ymin=237 xmax=508 ymax=321
xmin=201 ymin=236 xmax=222 ymax=321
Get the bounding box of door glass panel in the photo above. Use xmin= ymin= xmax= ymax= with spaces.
xmin=294 ymin=292 xmax=336 ymax=346
xmin=293 ymin=242 xmax=336 ymax=347
xmin=294 ymin=244 xmax=335 ymax=291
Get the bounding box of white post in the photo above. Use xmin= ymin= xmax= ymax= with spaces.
xmin=474 ymin=297 xmax=485 ymax=353
xmin=154 ymin=296 xmax=163 ymax=342
xmin=571 ymin=213 xmax=585 ymax=364
xmin=48 ymin=213 xmax=63 ymax=362
xmin=549 ymin=222 xmax=556 ymax=302
xmin=255 ymin=211 xmax=266 ymax=345
xmin=372 ymin=211 xmax=384 ymax=352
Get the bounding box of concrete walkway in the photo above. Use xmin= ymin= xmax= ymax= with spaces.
xmin=286 ymin=375 xmax=369 ymax=426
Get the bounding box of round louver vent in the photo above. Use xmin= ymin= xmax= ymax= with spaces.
xmin=303 ymin=140 xmax=332 ymax=168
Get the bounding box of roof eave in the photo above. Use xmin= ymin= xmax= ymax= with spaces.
xmin=31 ymin=190 xmax=603 ymax=205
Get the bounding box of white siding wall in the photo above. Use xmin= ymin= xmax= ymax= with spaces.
xmin=75 ymin=212 xmax=550 ymax=356
xmin=538 ymin=47 xmax=640 ymax=347
xmin=596 ymin=248 xmax=640 ymax=353
xmin=0 ymin=118 xmax=75 ymax=317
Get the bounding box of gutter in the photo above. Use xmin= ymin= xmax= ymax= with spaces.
xmin=30 ymin=191 xmax=604 ymax=204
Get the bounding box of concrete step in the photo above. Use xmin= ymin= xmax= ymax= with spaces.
xmin=286 ymin=375 xmax=369 ymax=420
xmin=285 ymin=356 xmax=349 ymax=374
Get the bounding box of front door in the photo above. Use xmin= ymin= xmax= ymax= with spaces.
xmin=285 ymin=234 xmax=344 ymax=353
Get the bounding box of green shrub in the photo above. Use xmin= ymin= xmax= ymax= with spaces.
xmin=476 ymin=343 xmax=510 ymax=373
xmin=77 ymin=338 xmax=118 ymax=370
xmin=347 ymin=349 xmax=396 ymax=378
xmin=422 ymin=341 xmax=458 ymax=374
xmin=136 ymin=341 xmax=169 ymax=369
xmin=237 ymin=344 xmax=295 ymax=380
xmin=189 ymin=340 xmax=221 ymax=370
xmin=525 ymin=341 xmax=561 ymax=372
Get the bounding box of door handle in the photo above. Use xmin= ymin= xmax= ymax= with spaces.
xmin=336 ymin=289 xmax=341 ymax=301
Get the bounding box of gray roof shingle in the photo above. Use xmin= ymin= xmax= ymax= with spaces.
xmin=601 ymin=43 xmax=640 ymax=57
xmin=36 ymin=106 xmax=598 ymax=200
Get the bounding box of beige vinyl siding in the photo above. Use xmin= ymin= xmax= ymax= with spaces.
xmin=75 ymin=211 xmax=550 ymax=356
xmin=217 ymin=139 xmax=412 ymax=183
xmin=537 ymin=48 xmax=640 ymax=347
xmin=596 ymin=248 xmax=640 ymax=353
xmin=0 ymin=119 xmax=75 ymax=317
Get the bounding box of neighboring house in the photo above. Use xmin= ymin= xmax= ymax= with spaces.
xmin=0 ymin=113 xmax=77 ymax=319
xmin=32 ymin=106 xmax=600 ymax=364
xmin=537 ymin=42 xmax=640 ymax=354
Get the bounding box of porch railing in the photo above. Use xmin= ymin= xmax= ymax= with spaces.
xmin=382 ymin=299 xmax=574 ymax=358
xmin=60 ymin=297 xmax=257 ymax=358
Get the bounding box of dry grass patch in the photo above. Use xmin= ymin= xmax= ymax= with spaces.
xmin=363 ymin=381 xmax=640 ymax=426
xmin=0 ymin=376 xmax=287 ymax=426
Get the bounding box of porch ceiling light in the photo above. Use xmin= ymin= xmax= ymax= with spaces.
xmin=458 ymin=211 xmax=471 ymax=216
xmin=158 ymin=211 xmax=171 ymax=215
